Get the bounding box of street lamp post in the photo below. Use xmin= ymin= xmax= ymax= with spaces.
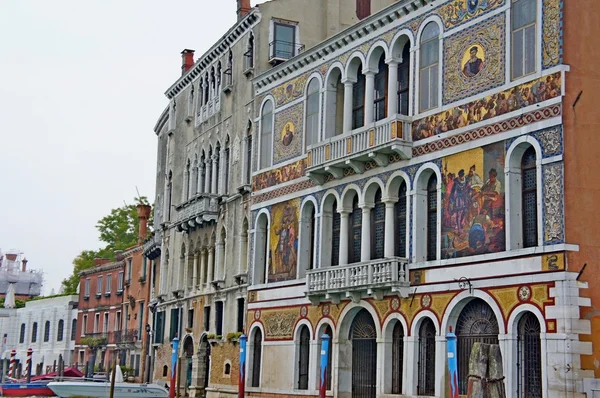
xmin=145 ymin=324 xmax=152 ymax=384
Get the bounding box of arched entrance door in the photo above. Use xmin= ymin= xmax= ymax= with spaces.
xmin=516 ymin=312 xmax=542 ymax=398
xmin=350 ymin=309 xmax=377 ymax=398
xmin=182 ymin=336 xmax=194 ymax=394
xmin=455 ymin=299 xmax=499 ymax=395
xmin=198 ymin=336 xmax=211 ymax=396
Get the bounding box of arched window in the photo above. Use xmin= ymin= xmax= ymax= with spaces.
xmin=244 ymin=33 xmax=255 ymax=70
xmin=349 ymin=196 xmax=362 ymax=263
xmin=163 ymin=365 xmax=168 ymax=377
xmin=246 ymin=122 xmax=253 ymax=184
xmin=417 ymin=318 xmax=436 ymax=396
xmin=31 ymin=322 xmax=38 ymax=343
xmin=184 ymin=159 xmax=191 ymax=201
xmin=199 ymin=79 xmax=204 ymax=108
xmin=19 ymin=324 xmax=25 ymax=344
xmin=43 ymin=320 xmax=51 ymax=341
xmin=323 ymin=325 xmax=333 ymax=390
xmin=251 ymin=329 xmax=263 ymax=387
xmin=419 ymin=22 xmax=440 ymax=112
xmin=395 ymin=182 xmax=407 ymax=257
xmin=352 ymin=66 xmax=366 ymax=129
xmin=57 ymin=319 xmax=64 ymax=342
xmin=214 ymin=143 xmax=221 ymax=194
xmin=427 ymin=175 xmax=438 ymax=261
xmin=224 ymin=137 xmax=230 ymax=195
xmin=397 ymin=42 xmax=410 ymax=115
xmin=224 ymin=362 xmax=231 ymax=375
xmin=210 ymin=67 xmax=216 ymax=98
xmin=305 ymin=78 xmax=320 ymax=149
xmin=299 ymin=202 xmax=316 ymax=278
xmin=203 ymin=75 xmax=209 ymax=103
xmin=356 ymin=0 xmax=371 ymax=19
xmin=71 ymin=319 xmax=77 ymax=341
xmin=374 ymin=55 xmax=388 ymax=121
xmin=324 ymin=68 xmax=344 ymax=138
xmin=259 ymin=101 xmax=273 ymax=169
xmin=332 ymin=209 xmax=341 ymax=266
xmin=254 ymin=213 xmax=269 ymax=285
xmin=521 ymin=146 xmax=538 ymax=248
xmin=512 ymin=0 xmax=537 ymax=79
xmin=371 ymin=189 xmax=385 ymax=260
xmin=297 ymin=326 xmax=310 ymax=389
xmin=217 ymin=61 xmax=222 ymax=92
xmin=391 ymin=322 xmax=404 ymax=394
xmin=166 ymin=171 xmax=173 ymax=221
xmin=517 ymin=312 xmax=542 ymax=397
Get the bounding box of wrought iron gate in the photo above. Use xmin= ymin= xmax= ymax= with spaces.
xmin=251 ymin=329 xmax=262 ymax=387
xmin=391 ymin=322 xmax=404 ymax=394
xmin=417 ymin=318 xmax=436 ymax=396
xmin=456 ymin=299 xmax=499 ymax=395
xmin=298 ymin=326 xmax=310 ymax=389
xmin=351 ymin=309 xmax=377 ymax=398
xmin=517 ymin=312 xmax=542 ymax=398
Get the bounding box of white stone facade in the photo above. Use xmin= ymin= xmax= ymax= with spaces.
xmin=0 ymin=295 xmax=78 ymax=375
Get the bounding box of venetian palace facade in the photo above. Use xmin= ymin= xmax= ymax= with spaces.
xmin=246 ymin=0 xmax=600 ymax=397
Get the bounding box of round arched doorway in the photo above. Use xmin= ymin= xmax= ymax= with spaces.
xmin=182 ymin=336 xmax=194 ymax=394
xmin=350 ymin=309 xmax=377 ymax=398
xmin=198 ymin=336 xmax=211 ymax=395
xmin=455 ymin=298 xmax=500 ymax=395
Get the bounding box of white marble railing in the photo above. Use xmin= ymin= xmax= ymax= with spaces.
xmin=176 ymin=196 xmax=218 ymax=224
xmin=306 ymin=257 xmax=409 ymax=295
xmin=307 ymin=114 xmax=412 ymax=169
xmin=195 ymin=96 xmax=222 ymax=126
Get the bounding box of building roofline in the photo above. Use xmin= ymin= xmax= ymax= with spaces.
xmin=253 ymin=0 xmax=434 ymax=90
xmin=164 ymin=10 xmax=260 ymax=99
xmin=154 ymin=105 xmax=169 ymax=135
xmin=79 ymin=261 xmax=124 ymax=277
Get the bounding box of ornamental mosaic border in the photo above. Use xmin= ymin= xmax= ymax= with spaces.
xmin=531 ymin=125 xmax=563 ymax=158
xmin=542 ymin=162 xmax=565 ymax=245
xmin=406 ymin=0 xmax=505 ymax=33
xmin=542 ymin=0 xmax=563 ymax=69
xmin=412 ymin=104 xmax=562 ymax=156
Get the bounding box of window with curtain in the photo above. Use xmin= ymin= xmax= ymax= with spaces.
xmin=331 ymin=202 xmax=341 ymax=266
xmin=419 ymin=22 xmax=440 ymax=112
xmin=371 ymin=189 xmax=385 ymax=259
xmin=260 ymin=101 xmax=273 ymax=169
xmin=427 ymin=175 xmax=438 ymax=261
xmin=521 ymin=146 xmax=537 ymax=248
xmin=305 ymin=78 xmax=320 ymax=149
xmin=350 ymin=196 xmax=362 ymax=263
xmin=397 ymin=43 xmax=410 ymax=115
xmin=352 ymin=67 xmax=366 ymax=129
xmin=395 ymin=182 xmax=407 ymax=257
xmin=512 ymin=0 xmax=537 ymax=79
xmin=374 ymin=56 xmax=388 ymax=121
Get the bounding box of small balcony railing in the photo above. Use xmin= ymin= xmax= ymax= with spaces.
xmin=195 ymin=95 xmax=222 ymax=126
xmin=269 ymin=40 xmax=305 ymax=64
xmin=306 ymin=257 xmax=410 ymax=305
xmin=306 ymin=114 xmax=412 ymax=184
xmin=114 ymin=329 xmax=139 ymax=345
xmin=175 ymin=195 xmax=219 ymax=231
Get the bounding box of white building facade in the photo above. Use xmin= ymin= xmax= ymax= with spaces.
xmin=0 ymin=294 xmax=78 ymax=376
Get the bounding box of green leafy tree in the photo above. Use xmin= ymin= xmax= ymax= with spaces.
xmin=61 ymin=197 xmax=153 ymax=294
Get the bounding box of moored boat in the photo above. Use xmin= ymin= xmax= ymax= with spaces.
xmin=0 ymin=381 xmax=54 ymax=397
xmin=47 ymin=381 xmax=169 ymax=398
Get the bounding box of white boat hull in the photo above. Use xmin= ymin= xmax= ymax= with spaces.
xmin=47 ymin=381 xmax=169 ymax=398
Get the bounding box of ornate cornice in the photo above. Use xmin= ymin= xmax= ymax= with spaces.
xmin=253 ymin=0 xmax=434 ymax=90
xmin=164 ymin=11 xmax=260 ymax=100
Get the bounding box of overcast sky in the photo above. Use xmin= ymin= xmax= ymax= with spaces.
xmin=0 ymin=1 xmax=259 ymax=294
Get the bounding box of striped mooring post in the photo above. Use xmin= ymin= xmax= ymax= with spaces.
xmin=25 ymin=347 xmax=33 ymax=383
xmin=8 ymin=350 xmax=16 ymax=378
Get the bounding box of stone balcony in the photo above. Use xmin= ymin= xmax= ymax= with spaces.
xmin=143 ymin=230 xmax=162 ymax=260
xmin=195 ymin=95 xmax=221 ymax=127
xmin=306 ymin=257 xmax=410 ymax=305
xmin=175 ymin=195 xmax=219 ymax=231
xmin=306 ymin=114 xmax=412 ymax=184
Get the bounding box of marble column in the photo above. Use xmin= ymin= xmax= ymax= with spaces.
xmin=360 ymin=206 xmax=372 ymax=262
xmin=342 ymin=80 xmax=354 ymax=134
xmin=198 ymin=164 xmax=205 ymax=195
xmin=199 ymin=249 xmax=207 ymax=290
xmin=384 ymin=200 xmax=396 ymax=258
xmin=215 ymin=240 xmax=225 ymax=281
xmin=204 ymin=160 xmax=211 ymax=194
xmin=192 ymin=253 xmax=199 ymax=292
xmin=211 ymin=156 xmax=218 ymax=195
xmin=364 ymin=71 xmax=375 ymax=125
xmin=207 ymin=247 xmax=215 ymax=285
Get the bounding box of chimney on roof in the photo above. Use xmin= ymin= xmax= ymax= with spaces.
xmin=181 ymin=49 xmax=195 ymax=75
xmin=237 ymin=0 xmax=251 ymax=20
xmin=136 ymin=204 xmax=152 ymax=244
xmin=21 ymin=258 xmax=28 ymax=272
xmin=5 ymin=253 xmax=17 ymax=262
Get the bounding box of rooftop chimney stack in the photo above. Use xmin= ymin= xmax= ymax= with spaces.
xmin=21 ymin=258 xmax=28 ymax=272
xmin=181 ymin=49 xmax=195 ymax=75
xmin=237 ymin=0 xmax=251 ymax=20
xmin=136 ymin=204 xmax=152 ymax=244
